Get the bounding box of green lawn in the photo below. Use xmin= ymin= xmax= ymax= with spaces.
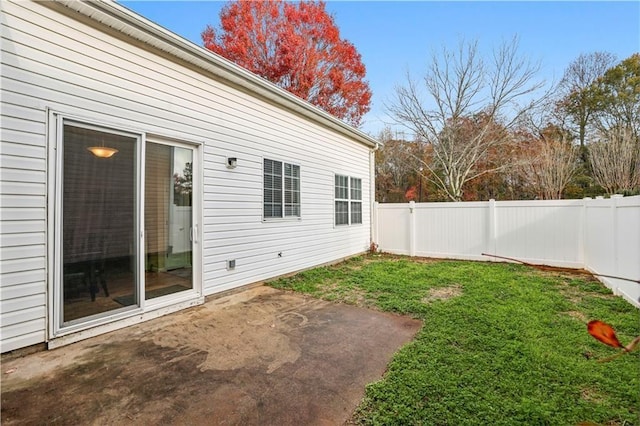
xmin=267 ymin=255 xmax=640 ymax=425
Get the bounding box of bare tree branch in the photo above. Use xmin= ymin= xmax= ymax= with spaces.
xmin=589 ymin=127 xmax=640 ymax=194
xmin=387 ymin=37 xmax=546 ymax=200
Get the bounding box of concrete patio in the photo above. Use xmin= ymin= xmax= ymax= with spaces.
xmin=1 ymin=286 xmax=421 ymax=425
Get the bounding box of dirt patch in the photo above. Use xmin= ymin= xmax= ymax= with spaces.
xmin=341 ymin=288 xmax=369 ymax=307
xmin=317 ymin=283 xmax=371 ymax=308
xmin=141 ymin=293 xmax=322 ymax=373
xmin=562 ymin=310 xmax=588 ymax=323
xmin=374 ymin=254 xmax=442 ymax=265
xmin=554 ymin=279 xmax=615 ymax=305
xmin=580 ymin=387 xmax=605 ymax=403
xmin=1 ymin=286 xmax=421 ymax=425
xmin=410 ymin=256 xmax=444 ymax=265
xmin=422 ymin=284 xmax=463 ymax=303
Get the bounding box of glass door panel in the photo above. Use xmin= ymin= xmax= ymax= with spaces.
xmin=145 ymin=142 xmax=193 ymax=299
xmin=62 ymin=124 xmax=138 ymax=323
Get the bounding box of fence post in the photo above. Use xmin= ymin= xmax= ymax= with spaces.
xmin=610 ymin=194 xmax=623 ymax=294
xmin=409 ymin=200 xmax=416 ymax=257
xmin=372 ymin=201 xmax=378 ymax=249
xmin=581 ymin=197 xmax=591 ymax=268
xmin=369 ymin=201 xmax=380 ymax=248
xmin=488 ymin=199 xmax=496 ymax=259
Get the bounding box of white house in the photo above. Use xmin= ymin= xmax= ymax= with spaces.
xmin=0 ymin=0 xmax=378 ymax=353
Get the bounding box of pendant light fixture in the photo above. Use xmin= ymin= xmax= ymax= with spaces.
xmin=87 ymin=136 xmax=118 ymax=158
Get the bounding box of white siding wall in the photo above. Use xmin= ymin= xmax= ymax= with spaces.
xmin=1 ymin=2 xmax=49 ymax=351
xmin=0 ymin=1 xmax=372 ymax=352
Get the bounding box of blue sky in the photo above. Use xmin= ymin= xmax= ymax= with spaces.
xmin=121 ymin=1 xmax=639 ymax=136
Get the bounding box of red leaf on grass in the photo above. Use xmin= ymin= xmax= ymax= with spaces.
xmin=587 ymin=320 xmax=623 ymax=348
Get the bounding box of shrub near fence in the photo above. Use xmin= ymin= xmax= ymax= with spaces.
xmin=373 ymin=195 xmax=640 ymax=307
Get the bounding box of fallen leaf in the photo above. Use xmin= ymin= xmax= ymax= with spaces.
xmin=587 ymin=320 xmax=623 ymax=348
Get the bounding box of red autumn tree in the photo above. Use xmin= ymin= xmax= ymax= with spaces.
xmin=202 ymin=0 xmax=372 ymax=127
xmin=404 ymin=185 xmax=417 ymax=201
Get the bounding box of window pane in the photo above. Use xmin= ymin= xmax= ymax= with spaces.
xmin=351 ymin=201 xmax=362 ymax=224
xmin=173 ymin=153 xmax=192 ymax=207
xmin=285 ymin=204 xmax=300 ymax=217
xmin=351 ymin=178 xmax=362 ymax=201
xmin=335 ymin=175 xmax=348 ymax=199
xmin=284 ymin=186 xmax=293 ymax=203
xmin=62 ymin=124 xmax=137 ymax=323
xmin=335 ymin=201 xmax=349 ymax=225
xmin=273 ymin=161 xmax=282 ymax=178
xmin=264 ymin=174 xmax=273 ymax=190
xmin=264 ymin=159 xmax=283 ymax=218
xmin=272 ymin=204 xmax=282 ymax=218
xmin=284 ymin=164 xmax=300 ymax=217
xmin=145 ymin=143 xmax=193 ymax=300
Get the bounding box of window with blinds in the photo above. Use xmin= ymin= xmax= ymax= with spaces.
xmin=264 ymin=159 xmax=300 ymax=219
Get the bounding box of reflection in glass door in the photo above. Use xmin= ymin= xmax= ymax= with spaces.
xmin=145 ymin=142 xmax=193 ymax=300
xmin=62 ymin=124 xmax=138 ymax=323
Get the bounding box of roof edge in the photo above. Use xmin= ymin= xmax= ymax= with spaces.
xmin=54 ymin=0 xmax=379 ymax=148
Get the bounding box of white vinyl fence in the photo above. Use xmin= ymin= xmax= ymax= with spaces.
xmin=373 ymin=195 xmax=640 ymax=308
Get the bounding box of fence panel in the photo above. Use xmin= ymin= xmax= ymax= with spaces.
xmin=494 ymin=200 xmax=584 ymax=268
xmin=375 ymin=196 xmax=639 ymax=307
xmin=584 ymin=196 xmax=640 ymax=306
xmin=375 ymin=203 xmax=411 ymax=255
xmin=414 ymin=201 xmax=489 ymax=261
xmin=584 ymin=198 xmax=615 ymax=278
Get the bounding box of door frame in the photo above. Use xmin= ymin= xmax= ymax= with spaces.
xmin=46 ymin=110 xmax=203 ymax=342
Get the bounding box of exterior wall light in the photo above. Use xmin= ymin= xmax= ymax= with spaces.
xmin=227 ymin=157 xmax=238 ymax=169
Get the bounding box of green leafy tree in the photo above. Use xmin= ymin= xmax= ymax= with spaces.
xmin=555 ymin=52 xmax=617 ymax=149
xmin=592 ymin=53 xmax=640 ymax=136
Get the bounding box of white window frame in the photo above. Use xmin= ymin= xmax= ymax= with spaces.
xmin=263 ymin=158 xmax=301 ymax=220
xmin=334 ymin=174 xmax=363 ymax=226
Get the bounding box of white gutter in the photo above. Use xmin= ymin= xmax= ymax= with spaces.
xmin=50 ymin=0 xmax=379 ymax=148
xmin=369 ymin=142 xmax=379 ymax=248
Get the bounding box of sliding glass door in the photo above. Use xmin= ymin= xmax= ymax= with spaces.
xmin=58 ymin=120 xmax=198 ymax=329
xmin=145 ymin=142 xmax=193 ymax=300
xmin=61 ymin=124 xmax=139 ymax=323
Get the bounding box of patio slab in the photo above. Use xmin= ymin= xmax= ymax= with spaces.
xmin=1 ymin=286 xmax=421 ymax=425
